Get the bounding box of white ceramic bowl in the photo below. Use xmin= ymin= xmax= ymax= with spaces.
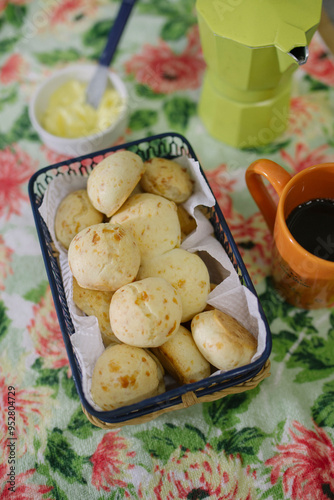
xmin=29 ymin=64 xmax=128 ymax=157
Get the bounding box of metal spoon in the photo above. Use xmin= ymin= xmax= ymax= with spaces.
xmin=86 ymin=0 xmax=137 ymax=109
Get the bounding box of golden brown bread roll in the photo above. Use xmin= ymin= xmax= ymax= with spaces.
xmin=151 ymin=325 xmax=211 ymax=385
xmin=68 ymin=222 xmax=141 ymax=292
xmin=109 ymin=277 xmax=182 ymax=348
xmin=140 ymin=157 xmax=193 ymax=203
xmin=72 ymin=277 xmax=118 ymax=346
xmin=55 ymin=189 xmax=104 ymax=249
xmin=191 ymin=309 xmax=257 ymax=371
xmin=177 ymin=204 xmax=197 ymax=241
xmin=110 ymin=193 xmax=181 ymax=259
xmin=91 ymin=344 xmax=165 ymax=411
xmin=138 ymin=248 xmax=210 ymax=322
xmin=87 ymin=151 xmax=145 ymax=217
xmin=144 ymin=349 xmax=166 ymax=395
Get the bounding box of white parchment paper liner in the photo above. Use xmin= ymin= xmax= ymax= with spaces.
xmin=39 ymin=155 xmax=268 ymax=411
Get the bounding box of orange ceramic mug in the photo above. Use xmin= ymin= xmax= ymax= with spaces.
xmin=245 ymin=159 xmax=334 ymax=309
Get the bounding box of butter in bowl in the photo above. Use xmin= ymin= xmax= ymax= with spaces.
xmin=29 ymin=63 xmax=128 ymax=157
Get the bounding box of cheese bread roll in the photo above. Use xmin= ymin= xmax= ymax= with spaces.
xmin=72 ymin=277 xmax=118 ymax=346
xmin=152 ymin=325 xmax=210 ymax=385
xmin=110 ymin=277 xmax=182 ymax=348
xmin=138 ymin=248 xmax=210 ymax=322
xmin=91 ymin=344 xmax=164 ymax=411
xmin=191 ymin=309 xmax=257 ymax=371
xmin=55 ymin=189 xmax=104 ymax=249
xmin=87 ymin=151 xmax=145 ymax=217
xmin=68 ymin=222 xmax=140 ymax=292
xmin=141 ymin=157 xmax=193 ymax=203
xmin=111 ymin=193 xmax=181 ymax=259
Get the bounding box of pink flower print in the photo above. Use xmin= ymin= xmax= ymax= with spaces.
xmin=0 ymin=366 xmax=52 ymax=458
xmin=205 ymin=165 xmax=273 ymax=283
xmin=40 ymin=144 xmax=72 ymax=165
xmin=265 ymin=420 xmax=334 ymax=500
xmin=228 ymin=212 xmax=273 ymax=284
xmin=0 ymin=235 xmax=13 ymax=290
xmin=125 ymin=25 xmax=206 ymax=94
xmin=90 ymin=431 xmax=136 ymax=492
xmin=302 ymin=34 xmax=334 ymax=87
xmin=142 ymin=444 xmax=256 ymax=500
xmin=47 ymin=0 xmax=97 ymax=26
xmin=280 ymin=142 xmax=331 ymax=174
xmin=0 ymin=145 xmax=37 ymax=220
xmin=288 ymin=96 xmax=320 ymax=136
xmin=0 ymin=54 xmax=28 ymax=85
xmin=205 ymin=164 xmax=237 ymax=221
xmin=0 ymin=461 xmax=53 ymax=499
xmin=28 ymin=286 xmax=69 ymax=370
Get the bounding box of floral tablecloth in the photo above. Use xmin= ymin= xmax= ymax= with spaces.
xmin=1 ymin=1 xmax=334 ymax=498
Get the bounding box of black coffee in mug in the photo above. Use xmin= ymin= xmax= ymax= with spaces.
xmin=286 ymin=198 xmax=334 ymax=262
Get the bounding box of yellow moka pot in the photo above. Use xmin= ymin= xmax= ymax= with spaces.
xmin=196 ymin=0 xmax=322 ymax=148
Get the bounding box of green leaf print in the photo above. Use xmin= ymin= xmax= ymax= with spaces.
xmin=33 ymin=435 xmax=41 ymax=453
xmin=287 ymin=327 xmax=334 ymax=383
xmin=258 ymin=277 xmax=316 ymax=333
xmin=0 ymin=36 xmax=19 ymax=53
xmin=258 ymin=480 xmax=284 ymax=500
xmin=258 ymin=277 xmax=292 ymax=324
xmin=203 ymin=385 xmax=261 ymax=430
xmin=129 ymin=109 xmax=158 ymax=130
xmin=97 ymin=488 xmax=129 ymax=500
xmin=312 ymin=380 xmax=334 ymax=428
xmin=68 ymin=406 xmax=99 ymax=439
xmin=45 ymin=428 xmax=87 ymax=484
xmin=161 ymin=18 xmax=192 ymax=41
xmin=32 ymin=359 xmax=77 ymax=400
xmin=241 ymin=138 xmax=292 ymax=155
xmin=10 ymin=106 xmax=39 ymax=143
xmin=284 ymin=310 xmax=317 ymax=334
xmin=0 ymin=86 xmax=18 ymax=112
xmin=135 ymin=83 xmax=165 ymax=99
xmin=271 ymin=330 xmax=298 ymax=362
xmin=138 ymin=0 xmax=189 ymax=17
xmin=24 ymin=281 xmax=49 ymax=304
xmin=34 ymin=48 xmax=81 ymax=66
xmin=82 ymin=19 xmax=116 ymax=60
xmin=34 ymin=366 xmax=60 ymax=396
xmin=213 ymin=427 xmax=268 ymax=464
xmin=62 ymin=368 xmax=79 ymax=400
xmin=0 ymin=301 xmax=11 ymax=342
xmin=137 ymin=0 xmax=197 ymax=41
xmin=135 ymin=422 xmax=207 ymax=463
xmin=5 ymin=4 xmax=27 ymax=28
xmin=303 ymin=74 xmax=329 ymax=91
xmin=46 ymin=482 xmax=68 ymax=500
xmin=163 ymin=96 xmax=196 ymax=131
xmin=0 ymin=133 xmax=10 ymax=150
xmin=35 ymin=462 xmax=68 ymax=500
xmin=274 ymin=420 xmax=286 ymax=444
xmin=83 ymin=19 xmax=113 ymax=46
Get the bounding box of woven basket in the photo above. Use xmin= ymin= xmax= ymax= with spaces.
xmin=82 ymin=360 xmax=271 ymax=429
xmin=29 ymin=132 xmax=272 ymax=428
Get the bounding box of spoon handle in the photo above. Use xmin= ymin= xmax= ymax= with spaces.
xmin=99 ymin=0 xmax=137 ymax=68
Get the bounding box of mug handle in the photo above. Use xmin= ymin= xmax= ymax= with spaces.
xmin=245 ymin=159 xmax=292 ymax=233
